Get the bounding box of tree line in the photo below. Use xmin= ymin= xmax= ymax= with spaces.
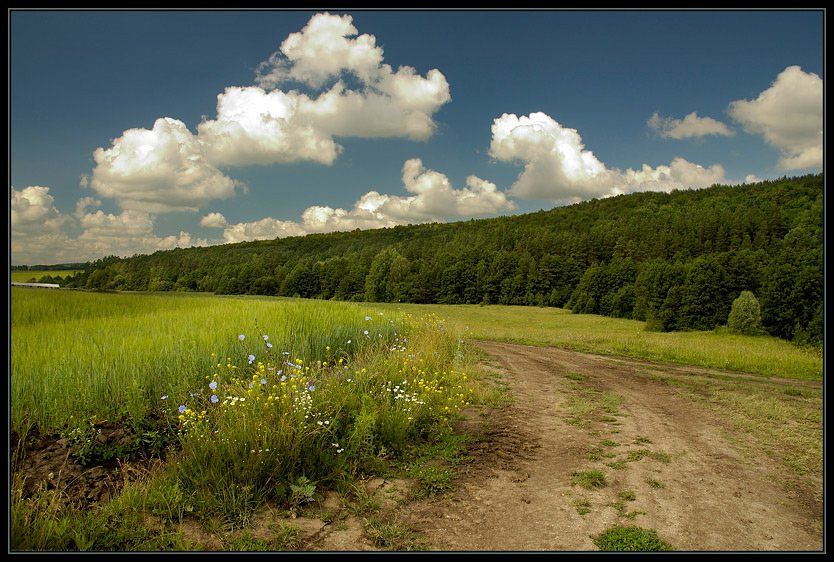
xmin=57 ymin=175 xmax=823 ymax=344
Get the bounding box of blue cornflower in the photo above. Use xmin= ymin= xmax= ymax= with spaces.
xmin=238 ymin=334 xmax=245 ymax=341
xmin=209 ymin=380 xmax=218 ymax=390
xmin=248 ymin=354 xmax=255 ymax=364
xmin=307 ymin=384 xmax=316 ymax=392
xmin=248 ymin=382 xmax=254 ymax=388
xmin=260 ymin=378 xmax=267 ymax=385
xmin=262 ymin=334 xmax=269 ymax=341
xmin=210 ymin=394 xmax=219 ymax=404
xmin=178 ymin=404 xmax=187 ymax=414
xmin=266 ymin=342 xmax=273 ymax=349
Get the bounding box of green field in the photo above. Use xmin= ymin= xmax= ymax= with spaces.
xmin=10 ymin=289 xmax=822 ymax=550
xmin=372 ymin=303 xmax=822 ymax=381
xmin=11 ymin=270 xmax=83 ymax=283
xmin=12 ymin=288 xmax=478 ymax=549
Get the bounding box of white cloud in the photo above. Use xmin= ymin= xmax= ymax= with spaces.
xmin=489 ymin=112 xmax=730 ymax=203
xmin=198 ymin=87 xmax=341 ymax=167
xmin=11 ymin=185 xmax=69 ymax=234
xmin=10 ymin=186 xmax=201 ymax=264
xmin=74 ymin=196 xmax=102 ymax=217
xmin=76 ymin=209 xmax=198 ymax=257
xmin=90 ymin=117 xmax=240 ymax=213
xmin=200 ymin=211 xmax=229 ymax=228
xmin=728 ymin=65 xmax=822 ymax=171
xmin=744 ymin=174 xmax=762 ymax=184
xmin=255 ymin=12 xmax=384 ymax=89
xmin=647 ymin=111 xmax=734 ymax=139
xmin=90 ymin=12 xmax=451 ymax=211
xmin=202 ymin=15 xmax=452 ymax=168
xmin=219 ymin=216 xmax=307 ymax=244
xmin=216 ymin=159 xmax=514 ymax=243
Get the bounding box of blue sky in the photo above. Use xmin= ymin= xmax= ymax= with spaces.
xmin=10 ymin=10 xmax=824 ymax=264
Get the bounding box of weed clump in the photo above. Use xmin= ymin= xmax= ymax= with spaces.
xmin=593 ymin=525 xmax=673 ymax=551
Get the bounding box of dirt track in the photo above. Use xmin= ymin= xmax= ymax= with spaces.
xmin=404 ymin=341 xmax=822 ymax=551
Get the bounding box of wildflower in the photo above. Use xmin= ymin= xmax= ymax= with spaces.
xmin=347 ymin=339 xmax=352 ymax=344
xmin=248 ymin=354 xmax=255 ymax=364
xmin=161 ymin=395 xmax=168 ymax=400
xmin=260 ymin=378 xmax=267 ymax=385
xmin=209 ymin=380 xmax=218 ymax=390
xmin=238 ymin=334 xmax=245 ymax=341
xmin=308 ymin=384 xmax=316 ymax=392
xmin=280 ymin=375 xmax=287 ymax=382
xmin=365 ymin=316 xmax=371 ymax=321
xmin=262 ymin=335 xmax=269 ymax=341
xmin=363 ymin=330 xmax=369 ymax=336
xmin=178 ymin=405 xmax=187 ymax=414
xmin=266 ymin=342 xmax=273 ymax=349
xmin=210 ymin=394 xmax=219 ymax=404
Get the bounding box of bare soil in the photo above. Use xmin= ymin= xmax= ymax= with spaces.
xmin=398 ymin=341 xmax=823 ymax=551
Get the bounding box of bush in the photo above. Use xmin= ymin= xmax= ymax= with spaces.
xmin=727 ymin=291 xmax=764 ymax=335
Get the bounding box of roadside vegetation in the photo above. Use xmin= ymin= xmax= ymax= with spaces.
xmin=11 ymin=288 xmax=480 ymax=551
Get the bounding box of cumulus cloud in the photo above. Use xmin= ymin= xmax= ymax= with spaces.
xmin=647 ymin=111 xmax=734 ymax=140
xmin=201 ymin=14 xmax=450 ymax=168
xmin=217 ymin=216 xmax=308 ymax=244
xmin=74 ymin=196 xmax=102 ymax=217
xmin=200 ymin=212 xmax=229 ymax=228
xmin=728 ymin=65 xmax=822 ymax=171
xmin=489 ymin=112 xmax=730 ymax=203
xmin=11 ymin=185 xmax=69 ymax=234
xmin=89 ymin=13 xmax=451 ymax=213
xmin=10 ymin=186 xmax=201 ymax=264
xmin=90 ymin=117 xmax=240 ymax=213
xmin=215 ymin=159 xmax=514 ymax=243
xmin=198 ymin=87 xmax=341 ymax=166
xmin=255 ymin=12 xmax=384 ymax=89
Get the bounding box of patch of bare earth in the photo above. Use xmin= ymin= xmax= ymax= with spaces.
xmin=399 ymin=341 xmax=822 ymax=551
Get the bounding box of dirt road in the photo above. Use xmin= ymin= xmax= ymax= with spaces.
xmin=404 ymin=341 xmax=822 ymax=551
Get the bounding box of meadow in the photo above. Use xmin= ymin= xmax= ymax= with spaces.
xmin=11 ymin=270 xmax=83 ymax=283
xmin=375 ymin=303 xmax=822 ymax=381
xmin=10 ymin=288 xmax=822 ymax=550
xmin=11 ymin=288 xmax=477 ymax=549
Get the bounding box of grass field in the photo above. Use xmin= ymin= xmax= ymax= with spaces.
xmin=11 ymin=270 xmax=82 ymax=283
xmin=10 ymin=289 xmax=823 ymax=550
xmin=12 ymin=288 xmax=481 ymax=549
xmin=371 ymin=303 xmax=822 ymax=381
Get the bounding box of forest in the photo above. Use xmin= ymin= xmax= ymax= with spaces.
xmin=57 ymin=175 xmax=823 ymax=344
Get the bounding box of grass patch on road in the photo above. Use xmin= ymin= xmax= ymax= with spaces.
xmin=593 ymin=525 xmax=674 ymax=551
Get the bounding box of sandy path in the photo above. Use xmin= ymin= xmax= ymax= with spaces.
xmin=405 ymin=341 xmax=822 ymax=551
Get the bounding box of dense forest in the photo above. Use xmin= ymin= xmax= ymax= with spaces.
xmin=57 ymin=175 xmax=823 ymax=344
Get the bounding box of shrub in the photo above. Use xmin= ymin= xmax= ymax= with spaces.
xmin=727 ymin=291 xmax=764 ymax=335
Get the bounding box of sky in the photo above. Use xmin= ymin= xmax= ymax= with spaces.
xmin=10 ymin=9 xmax=824 ymax=265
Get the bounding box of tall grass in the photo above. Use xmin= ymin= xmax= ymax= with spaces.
xmin=372 ymin=303 xmax=822 ymax=381
xmin=11 ymin=289 xmax=475 ymax=548
xmin=11 ymin=289 xmax=401 ymax=434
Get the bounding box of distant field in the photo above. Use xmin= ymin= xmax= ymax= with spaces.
xmin=372 ymin=303 xmax=822 ymax=381
xmin=10 ymin=270 xmax=82 ymax=283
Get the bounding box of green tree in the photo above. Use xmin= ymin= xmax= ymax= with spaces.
xmin=727 ymin=291 xmax=764 ymax=335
